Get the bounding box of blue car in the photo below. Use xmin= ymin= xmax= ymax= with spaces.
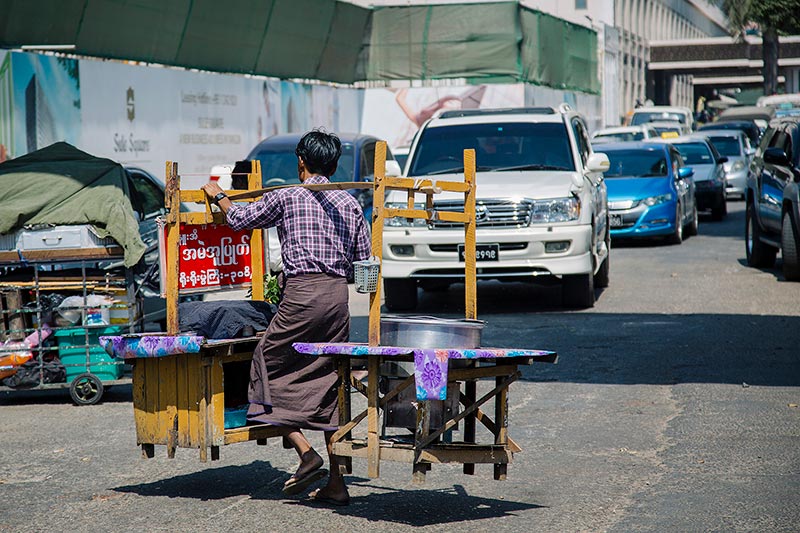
xmin=593 ymin=142 xmax=698 ymax=244
xmin=246 ymin=133 xmax=400 ymax=220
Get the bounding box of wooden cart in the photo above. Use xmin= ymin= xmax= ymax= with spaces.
xmin=107 ymin=147 xmax=557 ymax=482
xmin=0 ymin=248 xmax=139 ymax=405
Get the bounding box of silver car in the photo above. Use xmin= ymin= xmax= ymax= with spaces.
xmin=699 ymin=131 xmax=754 ymax=199
xmin=655 ymin=135 xmax=728 ymax=220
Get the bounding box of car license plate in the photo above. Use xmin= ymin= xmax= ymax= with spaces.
xmin=458 ymin=243 xmax=499 ymax=262
xmin=610 ymin=214 xmax=624 ymax=227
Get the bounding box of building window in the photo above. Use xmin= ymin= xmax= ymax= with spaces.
xmin=575 ymin=0 xmax=587 ymax=9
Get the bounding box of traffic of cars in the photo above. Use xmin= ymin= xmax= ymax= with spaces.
xmin=225 ymin=103 xmax=799 ymax=315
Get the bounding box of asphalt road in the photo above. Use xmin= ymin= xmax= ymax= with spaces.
xmin=1 ymin=201 xmax=798 ymax=532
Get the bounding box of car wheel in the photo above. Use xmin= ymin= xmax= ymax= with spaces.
xmin=685 ymin=202 xmax=699 ymax=236
xmin=383 ymin=279 xmax=418 ymax=311
xmin=711 ymin=193 xmax=726 ymax=220
xmin=781 ymin=212 xmax=800 ymax=281
xmin=593 ymin=226 xmax=610 ymax=289
xmin=562 ymin=273 xmax=595 ymax=308
xmin=745 ymin=201 xmax=777 ymax=268
xmin=667 ymin=203 xmax=683 ymax=245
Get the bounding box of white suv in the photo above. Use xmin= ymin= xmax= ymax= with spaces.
xmin=382 ymin=105 xmax=611 ymax=310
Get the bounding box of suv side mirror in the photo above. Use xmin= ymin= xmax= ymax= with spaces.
xmin=678 ymin=167 xmax=694 ymax=180
xmin=764 ymin=146 xmax=791 ymax=166
xmin=716 ymin=156 xmax=729 ymax=165
xmin=586 ymin=152 xmax=610 ymax=173
xmin=385 ymin=160 xmax=402 ymax=177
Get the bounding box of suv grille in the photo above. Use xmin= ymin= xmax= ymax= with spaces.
xmin=430 ymin=199 xmax=533 ymax=229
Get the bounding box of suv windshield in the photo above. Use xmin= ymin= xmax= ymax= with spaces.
xmin=707 ymin=136 xmax=741 ymax=157
xmin=631 ymin=112 xmax=687 ymax=125
xmin=673 ymin=142 xmax=713 ymax=165
xmin=253 ymin=143 xmax=355 ymax=185
xmin=599 ymin=149 xmax=669 ymax=178
xmin=408 ymin=122 xmax=575 ymax=176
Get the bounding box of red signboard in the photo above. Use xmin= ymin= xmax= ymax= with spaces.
xmin=159 ymin=223 xmax=262 ymax=294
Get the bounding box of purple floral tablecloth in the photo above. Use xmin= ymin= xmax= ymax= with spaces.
xmin=292 ymin=343 xmax=557 ymax=401
xmin=99 ymin=335 xmax=205 ymax=359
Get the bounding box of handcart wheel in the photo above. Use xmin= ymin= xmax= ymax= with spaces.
xmin=69 ymin=373 xmax=104 ymax=406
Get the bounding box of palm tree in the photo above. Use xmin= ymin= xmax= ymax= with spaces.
xmin=719 ymin=0 xmax=800 ymax=95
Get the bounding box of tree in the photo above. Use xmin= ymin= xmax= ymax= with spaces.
xmin=720 ymin=0 xmax=800 ymax=95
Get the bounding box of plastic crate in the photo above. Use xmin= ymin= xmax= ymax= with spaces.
xmin=224 ymin=406 xmax=249 ymax=429
xmin=54 ymin=326 xmax=125 ymax=382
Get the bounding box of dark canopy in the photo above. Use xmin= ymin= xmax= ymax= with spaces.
xmin=0 ymin=1 xmax=598 ymax=92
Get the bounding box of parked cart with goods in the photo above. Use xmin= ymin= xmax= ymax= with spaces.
xmin=0 ymin=143 xmax=157 ymax=404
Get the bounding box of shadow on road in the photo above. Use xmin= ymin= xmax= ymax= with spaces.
xmin=0 ymin=383 xmax=133 ymax=405
xmin=292 ymin=483 xmax=544 ymax=526
xmin=510 ymin=312 xmax=800 ymax=387
xmin=113 ymin=460 xmax=290 ymax=501
xmin=113 ymin=462 xmax=543 ymax=526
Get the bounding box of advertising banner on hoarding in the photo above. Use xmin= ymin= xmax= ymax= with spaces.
xmin=0 ymin=53 xmax=81 ymax=161
xmin=360 ymin=84 xmax=524 ymax=151
xmin=80 ymin=61 xmax=265 ymax=186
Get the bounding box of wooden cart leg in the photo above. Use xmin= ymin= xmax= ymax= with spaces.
xmin=463 ymin=378 xmax=477 ymax=475
xmin=211 ymin=446 xmax=220 ymax=461
xmin=367 ymin=355 xmax=381 ymax=478
xmin=167 ymin=414 xmax=178 ymax=459
xmin=337 ymin=356 xmax=353 ymax=475
xmin=199 ymin=367 xmax=208 ymax=463
xmin=494 ymin=368 xmax=510 ymax=480
xmin=282 ymin=436 xmax=293 ymax=449
xmin=141 ymin=443 xmax=155 ymax=459
xmin=413 ymin=400 xmax=431 ymax=484
xmin=256 ymin=439 xmax=268 ymax=446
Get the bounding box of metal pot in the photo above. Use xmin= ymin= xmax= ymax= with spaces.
xmin=380 ymin=315 xmax=484 ymax=349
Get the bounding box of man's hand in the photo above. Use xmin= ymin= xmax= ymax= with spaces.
xmin=201 ymin=181 xmax=232 ymax=214
xmin=202 ymin=182 xmax=224 ymax=199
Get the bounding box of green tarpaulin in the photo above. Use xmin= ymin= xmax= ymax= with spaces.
xmin=0 ymin=142 xmax=146 ymax=267
xmin=0 ymin=0 xmax=598 ymax=92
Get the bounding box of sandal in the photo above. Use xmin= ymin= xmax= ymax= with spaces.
xmin=308 ymin=488 xmax=350 ymax=507
xmin=282 ymin=467 xmax=328 ymax=496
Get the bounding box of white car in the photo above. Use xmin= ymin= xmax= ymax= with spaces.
xmin=592 ymin=125 xmax=659 ymax=144
xmin=630 ymin=105 xmax=695 ymax=132
xmin=381 ymin=105 xmax=611 ymax=310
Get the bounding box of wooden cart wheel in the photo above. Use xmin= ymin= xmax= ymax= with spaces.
xmin=69 ymin=373 xmax=104 ymax=406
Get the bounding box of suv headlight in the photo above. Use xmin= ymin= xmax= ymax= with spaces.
xmin=638 ymin=193 xmax=672 ymax=207
xmin=384 ymin=202 xmax=428 ymax=227
xmin=529 ymin=197 xmax=581 ymax=224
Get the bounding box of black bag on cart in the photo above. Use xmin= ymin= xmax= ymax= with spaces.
xmin=1 ymin=358 xmax=66 ymax=388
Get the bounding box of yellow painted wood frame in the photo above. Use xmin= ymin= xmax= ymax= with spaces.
xmin=162 ymin=160 xmax=267 ymax=335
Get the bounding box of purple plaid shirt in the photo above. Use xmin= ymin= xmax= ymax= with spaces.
xmin=226 ymin=175 xmax=371 ymax=278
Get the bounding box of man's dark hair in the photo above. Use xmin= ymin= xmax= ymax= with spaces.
xmin=295 ymin=130 xmax=341 ymax=177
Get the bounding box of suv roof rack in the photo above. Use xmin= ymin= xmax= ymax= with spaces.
xmin=438 ymin=107 xmax=556 ymax=119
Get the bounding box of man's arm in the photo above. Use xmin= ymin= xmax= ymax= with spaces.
xmin=201 ymin=182 xmax=280 ymax=231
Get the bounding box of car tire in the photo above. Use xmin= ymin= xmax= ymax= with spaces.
xmin=781 ymin=212 xmax=800 ymax=281
xmin=667 ymin=203 xmax=683 ymax=245
xmin=685 ymin=203 xmax=699 ymax=236
xmin=711 ymin=193 xmax=727 ymax=221
xmin=384 ymin=279 xmax=418 ymax=311
xmin=562 ymin=273 xmax=595 ymax=308
xmin=594 ymin=227 xmax=610 ymax=289
xmin=745 ymin=201 xmax=777 ymax=268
